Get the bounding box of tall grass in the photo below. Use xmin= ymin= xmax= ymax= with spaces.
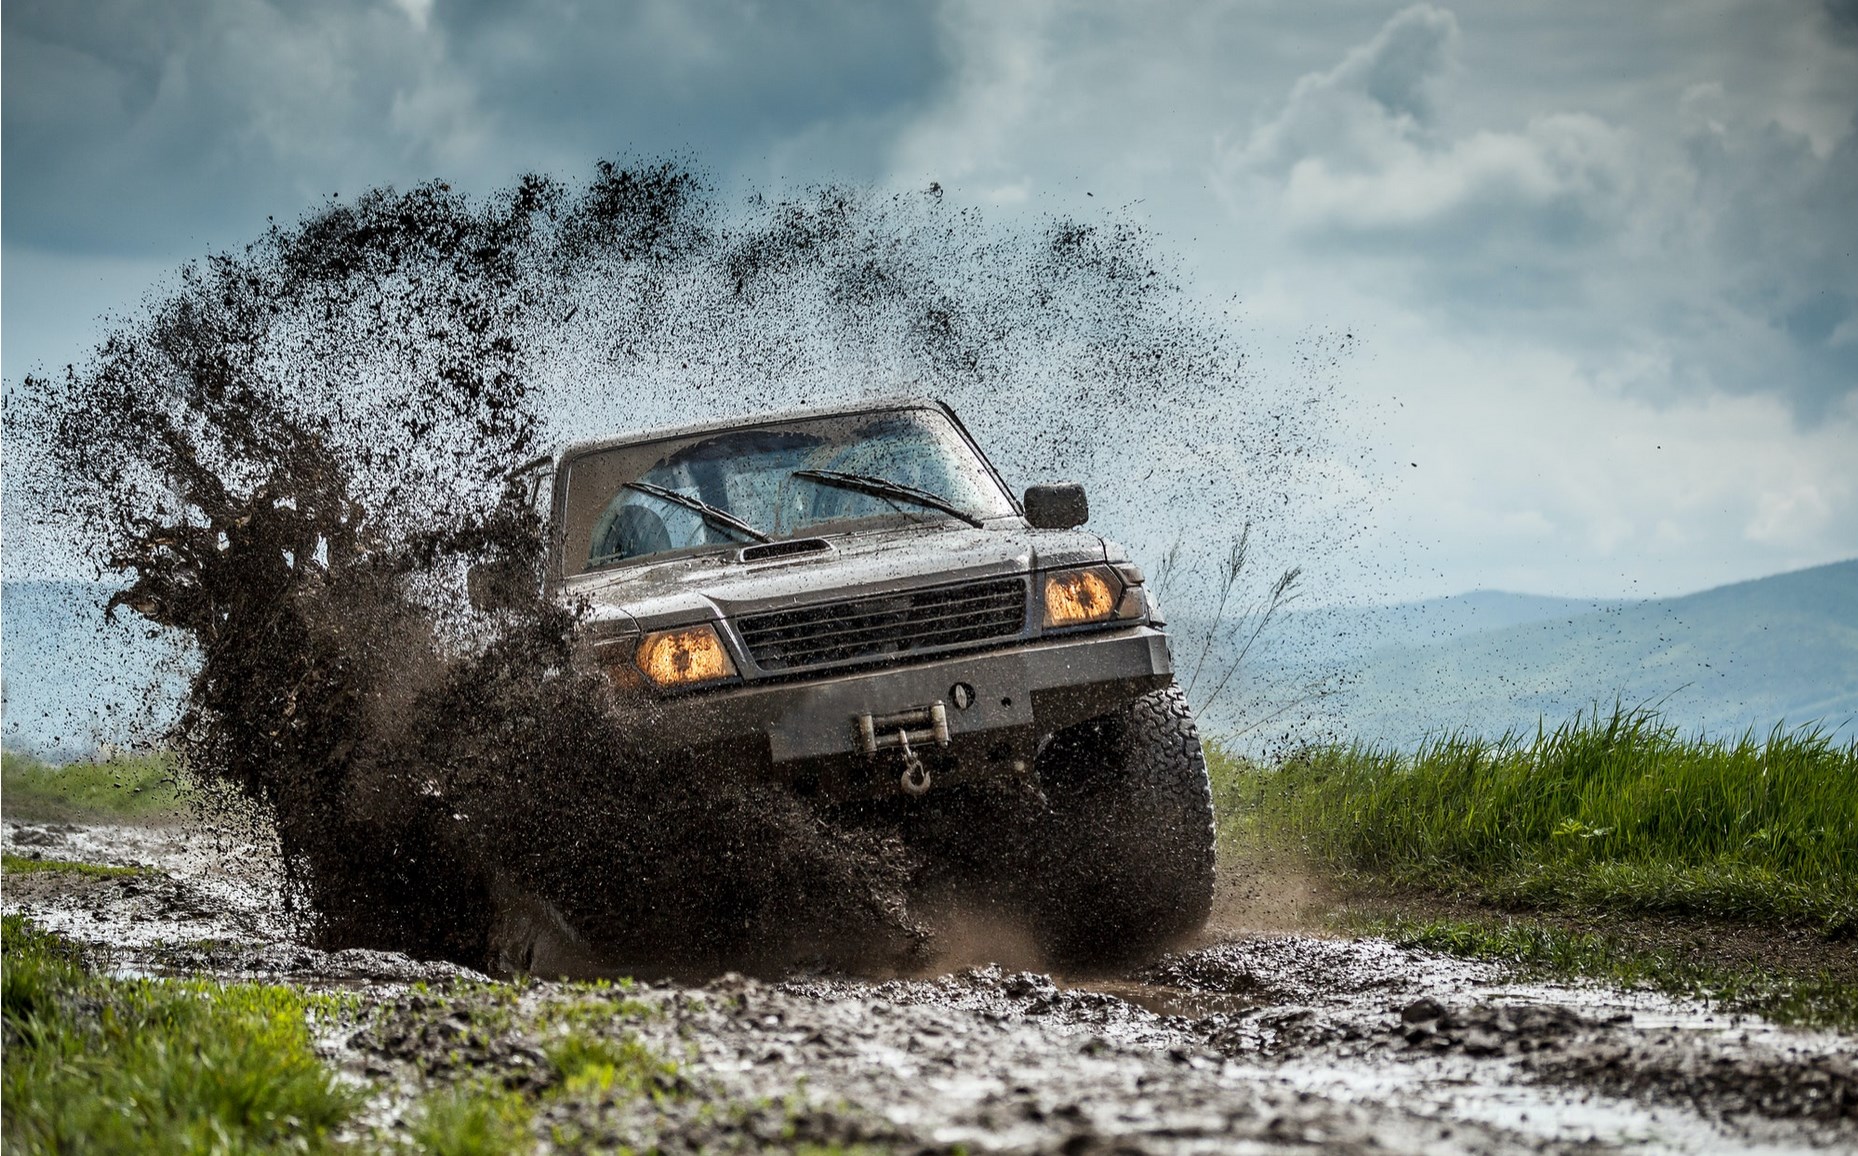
xmin=1 ymin=750 xmax=187 ymax=821
xmin=1214 ymin=707 xmax=1858 ymax=934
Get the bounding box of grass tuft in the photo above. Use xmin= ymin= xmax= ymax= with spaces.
xmin=2 ymin=852 xmax=149 ymax=878
xmin=544 ymin=1029 xmax=683 ymax=1102
xmin=405 ymin=1083 xmax=535 ymax=1156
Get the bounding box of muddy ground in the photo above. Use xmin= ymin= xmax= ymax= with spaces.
xmin=5 ymin=817 xmax=1854 ymax=1155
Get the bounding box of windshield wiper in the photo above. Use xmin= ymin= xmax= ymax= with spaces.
xmin=623 ymin=481 xmax=770 ymax=543
xmin=791 ymin=469 xmax=986 ymax=529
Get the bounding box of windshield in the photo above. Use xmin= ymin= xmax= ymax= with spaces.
xmin=561 ymin=407 xmax=1015 ymax=574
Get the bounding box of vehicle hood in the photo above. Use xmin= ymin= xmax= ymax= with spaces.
xmin=556 ymin=523 xmax=1110 ymax=631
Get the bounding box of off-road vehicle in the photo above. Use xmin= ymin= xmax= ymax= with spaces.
xmin=492 ymin=398 xmax=1215 ymax=966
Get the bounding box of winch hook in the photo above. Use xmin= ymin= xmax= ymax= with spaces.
xmin=897 ymin=730 xmax=932 ymax=796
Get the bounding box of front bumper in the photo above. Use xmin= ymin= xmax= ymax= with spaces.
xmin=633 ymin=626 xmax=1173 ymax=793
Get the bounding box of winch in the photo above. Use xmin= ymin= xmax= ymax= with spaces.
xmin=856 ymin=702 xmax=950 ymax=795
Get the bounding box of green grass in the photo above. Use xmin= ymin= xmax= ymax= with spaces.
xmin=1210 ymin=706 xmax=1858 ymax=1028
xmin=2 ymin=750 xmax=188 ymax=821
xmin=1349 ymin=912 xmax=1858 ymax=1031
xmin=1 ymin=914 xmax=360 ymax=1154
xmin=1212 ymin=706 xmax=1858 ymax=934
xmin=405 ymin=1084 xmax=534 ymax=1156
xmin=2 ymin=851 xmax=149 ymax=878
xmin=544 ymin=1029 xmax=683 ymax=1102
xmin=1 ymin=919 xmax=870 ymax=1152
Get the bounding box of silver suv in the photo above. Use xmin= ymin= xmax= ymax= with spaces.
xmin=491 ymin=398 xmax=1215 ymax=966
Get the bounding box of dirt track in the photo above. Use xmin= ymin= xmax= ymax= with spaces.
xmin=5 ymin=817 xmax=1854 ymax=1154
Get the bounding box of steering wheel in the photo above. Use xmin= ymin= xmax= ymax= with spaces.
xmin=590 ymin=503 xmax=672 ymax=564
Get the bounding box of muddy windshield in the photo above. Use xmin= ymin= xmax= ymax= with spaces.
xmin=561 ymin=408 xmax=1015 ymax=574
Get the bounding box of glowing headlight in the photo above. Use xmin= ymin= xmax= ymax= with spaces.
xmin=1042 ymin=566 xmax=1122 ymax=628
xmin=635 ymin=624 xmax=738 ymax=687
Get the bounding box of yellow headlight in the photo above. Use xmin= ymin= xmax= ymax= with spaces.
xmin=1042 ymin=566 xmax=1121 ymax=628
xmin=635 ymin=624 xmax=738 ymax=687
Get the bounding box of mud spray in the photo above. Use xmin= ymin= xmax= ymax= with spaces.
xmin=12 ymin=162 xmax=1356 ymax=975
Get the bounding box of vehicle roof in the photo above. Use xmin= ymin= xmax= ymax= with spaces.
xmin=554 ymin=395 xmax=956 ymax=462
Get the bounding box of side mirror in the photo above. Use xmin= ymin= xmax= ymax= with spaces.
xmin=1024 ymin=483 xmax=1088 ymax=530
xmin=467 ymin=557 xmax=536 ymax=612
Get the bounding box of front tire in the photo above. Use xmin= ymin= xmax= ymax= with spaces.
xmin=1032 ymin=683 xmax=1216 ymax=967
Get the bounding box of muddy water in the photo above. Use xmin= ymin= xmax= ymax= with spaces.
xmin=8 ymin=818 xmax=1852 ymax=1155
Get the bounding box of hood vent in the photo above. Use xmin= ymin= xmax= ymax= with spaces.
xmin=738 ymin=538 xmax=833 ymax=563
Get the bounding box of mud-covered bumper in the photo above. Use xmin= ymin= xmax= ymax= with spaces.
xmin=646 ymin=626 xmax=1172 ymax=789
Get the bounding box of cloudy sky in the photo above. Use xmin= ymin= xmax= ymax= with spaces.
xmin=5 ymin=0 xmax=1855 ymax=602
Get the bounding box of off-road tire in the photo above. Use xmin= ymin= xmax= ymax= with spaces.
xmin=305 ymin=808 xmax=493 ymax=967
xmin=1032 ymin=682 xmax=1216 ymax=967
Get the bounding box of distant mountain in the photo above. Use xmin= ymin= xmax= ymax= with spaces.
xmin=1275 ymin=590 xmax=1628 ymax=659
xmin=1266 ymin=559 xmax=1858 ymax=748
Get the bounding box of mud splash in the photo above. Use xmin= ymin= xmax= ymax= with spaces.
xmin=12 ymin=161 xmax=1344 ymax=972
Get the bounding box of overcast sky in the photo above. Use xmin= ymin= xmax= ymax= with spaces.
xmin=5 ymin=0 xmax=1855 ymax=601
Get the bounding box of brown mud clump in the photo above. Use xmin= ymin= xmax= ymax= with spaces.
xmin=14 ymin=161 xmax=1342 ymax=973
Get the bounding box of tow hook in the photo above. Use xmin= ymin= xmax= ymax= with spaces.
xmin=898 ymin=731 xmax=931 ymax=796
xmin=857 ymin=701 xmax=948 ymax=796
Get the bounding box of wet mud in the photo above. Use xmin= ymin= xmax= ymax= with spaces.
xmin=7 ymin=818 xmax=1854 ymax=1155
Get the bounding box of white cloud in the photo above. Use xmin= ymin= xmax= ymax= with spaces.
xmin=1274 ymin=113 xmax=1629 ymax=236
xmin=1219 ymin=5 xmax=1632 ymax=244
xmin=1215 ymin=2 xmax=1856 ymax=421
xmin=1350 ymin=317 xmax=1858 ymax=597
xmin=888 ymin=0 xmax=1055 ymax=186
xmin=1747 ymin=484 xmax=1836 ymax=546
xmin=881 ymin=0 xmax=1858 ymax=597
xmin=1232 ymin=4 xmax=1461 ymax=171
xmin=391 ymin=0 xmax=433 ymax=32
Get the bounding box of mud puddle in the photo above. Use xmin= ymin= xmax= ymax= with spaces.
xmin=7 ymin=818 xmax=1853 ymax=1154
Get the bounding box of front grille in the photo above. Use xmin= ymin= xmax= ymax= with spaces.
xmin=737 ymin=577 xmax=1028 ymax=672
